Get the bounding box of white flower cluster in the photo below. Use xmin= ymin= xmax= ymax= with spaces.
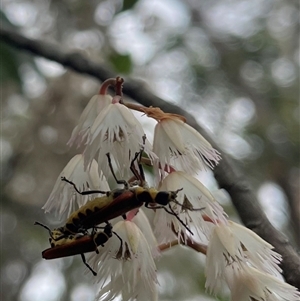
xmin=42 ymin=78 xmax=300 ymax=301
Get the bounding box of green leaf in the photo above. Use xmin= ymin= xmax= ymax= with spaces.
xmin=109 ymin=52 xmax=132 ymax=74
xmin=0 ymin=42 xmax=22 ymax=84
xmin=121 ymin=0 xmax=139 ymax=11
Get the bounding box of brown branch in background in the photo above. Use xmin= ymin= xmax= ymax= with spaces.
xmin=192 ymin=9 xmax=300 ymax=249
xmin=276 ymin=175 xmax=300 ymax=247
xmin=0 ymin=26 xmax=115 ymax=82
xmin=1 ymin=26 xmax=299 ymax=289
xmin=213 ymin=156 xmax=300 ymax=289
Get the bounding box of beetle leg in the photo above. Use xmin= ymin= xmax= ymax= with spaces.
xmin=61 ymin=176 xmax=110 ymax=195
xmin=80 ymin=254 xmax=97 ymax=276
xmin=130 ymin=134 xmax=147 ymax=186
xmin=112 ymin=231 xmax=123 ymax=250
xmin=106 ymin=153 xmax=129 ymax=189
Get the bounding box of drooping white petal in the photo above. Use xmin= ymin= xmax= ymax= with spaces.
xmin=162 ymin=172 xmax=227 ymax=221
xmin=153 ymin=118 xmax=221 ymax=176
xmin=88 ymin=220 xmax=158 ymax=301
xmin=83 ymin=103 xmax=154 ymax=179
xmin=152 ymin=171 xmax=227 ymax=242
xmin=225 ymin=264 xmax=300 ymax=301
xmin=205 ymin=223 xmax=245 ymax=294
xmin=96 ymin=260 xmax=158 ymax=301
xmin=67 ymin=95 xmax=112 ymax=147
xmin=130 ymin=209 xmax=160 ymax=259
xmin=228 ymin=221 xmax=282 ymax=276
xmin=205 ymin=222 xmax=286 ymax=297
xmin=152 ymin=207 xmax=178 ymax=245
xmin=42 ymin=154 xmax=109 ymax=219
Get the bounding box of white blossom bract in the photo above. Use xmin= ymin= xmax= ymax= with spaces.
xmin=68 ymin=95 xmax=112 ymax=147
xmin=153 ymin=118 xmax=221 ymax=176
xmin=152 ymin=207 xmax=179 ymax=245
xmin=96 ymin=269 xmax=158 ymax=301
xmin=152 ymin=171 xmax=227 ymax=241
xmin=205 ymin=221 xmax=282 ymax=295
xmin=83 ymin=103 xmax=154 ymax=179
xmin=228 ymin=221 xmax=282 ymax=276
xmin=88 ymin=220 xmax=158 ymax=301
xmin=225 ymin=264 xmax=300 ymax=301
xmin=42 ymin=154 xmax=109 ymax=219
xmin=130 ymin=209 xmax=161 ymax=259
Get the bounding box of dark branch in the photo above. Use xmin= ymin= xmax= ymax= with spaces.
xmin=0 ymin=26 xmax=114 ymax=81
xmin=1 ymin=26 xmax=299 ymax=288
xmin=213 ymin=156 xmax=300 ymax=288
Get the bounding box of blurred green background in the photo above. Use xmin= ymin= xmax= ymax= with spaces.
xmin=1 ymin=0 xmax=299 ymax=300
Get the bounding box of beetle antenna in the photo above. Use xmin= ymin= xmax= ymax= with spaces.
xmin=34 ymin=221 xmax=52 ymax=235
xmin=34 ymin=221 xmax=56 ymax=240
xmin=163 ymin=206 xmax=194 ymax=236
xmin=172 ymin=199 xmax=206 ymax=212
xmin=144 ymin=203 xmax=194 ymax=235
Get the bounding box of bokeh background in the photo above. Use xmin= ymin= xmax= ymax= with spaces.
xmin=1 ymin=0 xmax=299 ymax=301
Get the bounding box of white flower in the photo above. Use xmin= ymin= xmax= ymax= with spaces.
xmin=230 ymin=222 xmax=282 ymax=276
xmin=205 ymin=221 xmax=282 ymax=295
xmin=152 ymin=171 xmax=227 ymax=242
xmin=88 ymin=220 xmax=158 ymax=301
xmin=129 ymin=209 xmax=161 ymax=259
xmin=225 ymin=263 xmax=300 ymax=301
xmin=67 ymin=94 xmax=112 ymax=147
xmin=152 ymin=207 xmax=179 ymax=245
xmin=96 ymin=260 xmax=158 ymax=301
xmin=83 ymin=102 xmax=155 ymax=179
xmin=152 ymin=117 xmax=221 ymax=176
xmin=42 ymin=154 xmax=109 ymax=219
